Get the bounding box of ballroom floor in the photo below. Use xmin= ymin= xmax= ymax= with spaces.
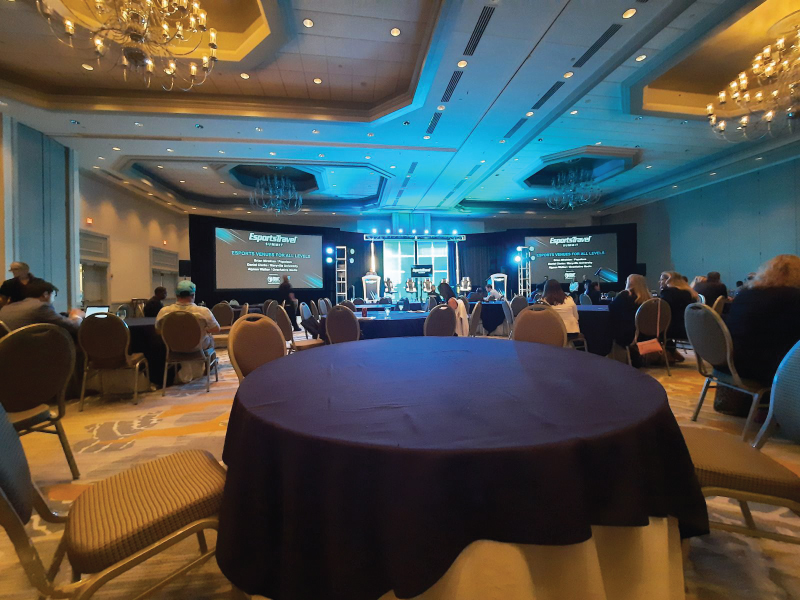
xmin=2 ymin=340 xmax=800 ymax=600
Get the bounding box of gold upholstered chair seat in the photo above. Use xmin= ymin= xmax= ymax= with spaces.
xmin=7 ymin=404 xmax=53 ymax=430
xmin=293 ymin=338 xmax=325 ymax=351
xmin=66 ymin=449 xmax=226 ymax=575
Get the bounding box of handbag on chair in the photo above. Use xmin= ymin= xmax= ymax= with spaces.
xmin=636 ymin=300 xmax=664 ymax=356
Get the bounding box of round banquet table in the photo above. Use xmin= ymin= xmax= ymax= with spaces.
xmin=218 ymin=337 xmax=708 ymax=600
xmin=358 ymin=311 xmax=427 ymax=339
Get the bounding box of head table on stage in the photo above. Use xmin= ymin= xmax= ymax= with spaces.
xmin=217 ymin=337 xmax=708 ymax=600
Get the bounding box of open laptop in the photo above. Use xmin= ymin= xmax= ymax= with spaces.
xmin=85 ymin=305 xmax=110 ymax=317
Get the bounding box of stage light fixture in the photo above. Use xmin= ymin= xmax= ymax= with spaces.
xmin=372 ymin=228 xmax=377 ymax=233
xmin=385 ymin=228 xmax=390 ymax=234
xmin=326 ymin=257 xmax=333 ymax=264
xmin=437 ymin=229 xmax=442 ymax=234
xmin=514 ymin=255 xmax=521 ymax=263
xmin=326 ymin=247 xmax=334 ymax=254
xmin=424 ymin=229 xmax=429 ymax=234
xmin=398 ymin=229 xmax=404 ymax=233
xmin=452 ymin=229 xmax=458 ymax=234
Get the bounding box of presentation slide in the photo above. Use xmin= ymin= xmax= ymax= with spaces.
xmin=525 ymin=233 xmax=619 ymax=283
xmin=215 ymin=228 xmax=323 ymax=289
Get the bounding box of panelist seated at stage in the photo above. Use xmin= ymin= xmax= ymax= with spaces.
xmin=405 ymin=279 xmax=417 ymax=293
xmin=485 ymin=284 xmax=502 ymax=301
xmin=362 ymin=273 xmax=382 ymax=302
xmin=385 ymin=278 xmax=395 ymax=294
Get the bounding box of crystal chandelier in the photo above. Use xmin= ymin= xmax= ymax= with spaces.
xmin=249 ymin=175 xmax=303 ymax=215
xmin=547 ymin=169 xmax=602 ymax=210
xmin=706 ymin=10 xmax=800 ymax=141
xmin=35 ymin=0 xmax=218 ymax=91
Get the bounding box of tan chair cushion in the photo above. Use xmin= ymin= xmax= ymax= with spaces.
xmin=294 ymin=339 xmax=325 ymax=351
xmin=681 ymin=426 xmax=800 ymax=503
xmin=66 ymin=450 xmax=226 ymax=574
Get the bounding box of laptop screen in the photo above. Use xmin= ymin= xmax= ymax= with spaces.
xmin=85 ymin=306 xmax=110 ymax=317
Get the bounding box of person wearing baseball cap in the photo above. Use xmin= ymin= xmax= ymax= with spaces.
xmin=156 ymin=280 xmax=220 ymax=345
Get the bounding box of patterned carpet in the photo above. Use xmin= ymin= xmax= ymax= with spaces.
xmin=2 ymin=338 xmax=800 ymax=600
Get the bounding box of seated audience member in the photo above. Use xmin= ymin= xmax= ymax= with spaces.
xmin=156 ymin=280 xmax=220 ymax=347
xmin=0 ymin=261 xmax=43 ymax=307
xmin=143 ymin=286 xmax=168 ymax=317
xmin=485 ymin=284 xmax=502 ymax=301
xmin=659 ymin=271 xmax=698 ymax=362
xmin=584 ymin=280 xmax=601 ymax=304
xmin=726 ymin=254 xmax=800 ymax=385
xmin=0 ymin=280 xmax=84 ymax=334
xmin=541 ymin=279 xmax=580 ymax=340
xmin=731 ymin=280 xmax=745 ymax=298
xmin=693 ymin=271 xmax=728 ymax=306
xmin=609 ymin=274 xmax=650 ymax=349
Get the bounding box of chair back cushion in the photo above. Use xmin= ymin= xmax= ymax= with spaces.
xmin=160 ymin=311 xmax=204 ymax=353
xmin=211 ymin=303 xmax=235 ymax=327
xmin=513 ymin=306 xmax=567 ymax=347
xmin=424 ymin=305 xmax=456 ymax=337
xmin=229 ymin=315 xmax=286 ymax=380
xmin=324 ymin=298 xmax=333 ymax=311
xmin=684 ymin=303 xmax=732 ymax=370
xmin=0 ymin=404 xmax=34 ymax=524
xmin=341 ymin=301 xmax=357 ymax=312
xmin=773 ymin=340 xmax=800 ymax=443
xmin=579 ymin=294 xmax=593 ymax=305
xmin=635 ymin=298 xmax=672 ymax=338
xmin=711 ymin=295 xmax=728 ymax=315
xmin=274 ymin=306 xmax=294 ymax=342
xmin=79 ymin=313 xmax=130 ymax=368
xmin=502 ymin=300 xmax=514 ymax=328
xmin=469 ymin=301 xmax=483 ymax=335
xmin=317 ymin=299 xmax=328 ymax=316
xmin=309 ymin=300 xmax=320 ymax=319
xmin=0 ymin=324 xmax=76 ymax=413
xmin=241 ymin=303 xmax=249 ymax=316
xmin=353 ymin=298 xmax=365 ymax=305
xmin=266 ymin=301 xmax=280 ymax=321
xmin=467 ymin=292 xmax=483 ymax=303
xmin=300 ymin=302 xmax=312 ymax=321
xmin=510 ymin=296 xmax=528 ymax=317
xmin=326 ymin=305 xmax=360 ymax=343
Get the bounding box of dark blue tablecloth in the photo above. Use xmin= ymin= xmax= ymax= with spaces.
xmin=469 ymin=302 xmax=613 ymax=356
xmin=355 ymin=304 xmax=396 ymax=312
xmin=358 ymin=312 xmax=427 ymax=339
xmin=218 ymin=337 xmax=708 ymax=600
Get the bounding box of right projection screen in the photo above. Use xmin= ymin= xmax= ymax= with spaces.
xmin=525 ymin=232 xmax=619 ymax=283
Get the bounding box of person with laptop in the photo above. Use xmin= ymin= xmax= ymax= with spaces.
xmin=0 ymin=280 xmax=84 ymax=334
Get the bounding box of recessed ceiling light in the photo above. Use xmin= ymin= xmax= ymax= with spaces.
xmin=423 ymin=135 xmax=430 ymax=139
xmin=622 ymin=8 xmax=637 ymax=18
xmin=645 ymin=165 xmax=652 ymax=169
xmin=195 ymin=123 xmax=203 ymax=129
xmin=318 ymin=153 xmax=325 ymax=158
xmin=364 ymin=155 xmax=371 ymax=159
xmin=202 ymin=166 xmax=208 ymax=169
xmin=437 ymin=105 xmax=445 ymax=111
xmin=480 ymin=159 xmax=486 ymax=163
xmin=269 ymin=152 xmax=276 ymax=155
xmin=255 ymin=127 xmax=263 ymax=132
xmin=82 ymin=63 xmax=94 ymax=71
xmin=70 ymin=120 xmax=80 ymax=125
xmin=92 ymin=165 xmax=99 ymax=169
xmin=563 ymin=71 xmax=573 ymax=78
xmin=457 ymin=60 xmax=468 ymax=68
xmin=112 ymin=147 xmax=121 ymax=151
xmin=570 ymin=110 xmax=578 ymax=115
xmin=157 ymin=165 xmax=164 ymax=169
xmin=218 ymin=150 xmax=225 ymax=154
xmin=147 ymin=192 xmax=153 ymax=196
xmin=595 ymin=141 xmax=602 ymax=145
xmin=332 ymin=184 xmax=337 ymax=187
xmin=179 ymin=180 xmax=186 ymax=183
xmin=313 ymin=77 xmax=322 ymax=84
xmin=710 ymin=172 xmax=717 ymax=176
xmin=192 ymin=207 xmax=197 ymax=210
xmin=367 ymin=132 xmax=374 ymax=137
xmin=246 ymin=211 xmax=251 ymax=214
xmin=219 ymin=181 xmax=225 ymax=184
xmin=755 ymin=157 xmax=763 ymax=160
xmin=635 ymin=54 xmax=647 ymax=62
xmin=166 ymin=148 xmax=174 ymax=152
xmin=312 ymin=129 xmax=319 ymax=134
xmin=513 ymin=158 xmax=518 ymax=161
xmin=330 ymin=170 xmax=335 ymax=173
xmin=390 ymin=27 xmax=401 ymax=37
xmin=302 ymin=18 xmax=314 ymax=28
xmin=499 ymin=139 xmax=505 ymax=143
xmin=233 ymin=192 xmax=238 ymax=196
xmin=240 ymin=73 xmax=250 ymax=80
xmin=390 ymin=165 xmax=396 ymax=169
xmin=332 ymin=212 xmax=336 ymax=215
xmin=672 ymin=185 xmax=678 ymax=189
xmin=134 ymin=122 xmax=143 ymax=127
xmin=98 ymin=156 xmax=105 ymax=160
xmin=525 ymin=111 xmax=534 ymax=117
xmin=0 ymin=100 xmax=7 ymax=106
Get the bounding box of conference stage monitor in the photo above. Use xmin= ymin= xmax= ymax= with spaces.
xmin=214 ymin=227 xmax=323 ymax=289
xmin=525 ymin=232 xmax=619 ymax=284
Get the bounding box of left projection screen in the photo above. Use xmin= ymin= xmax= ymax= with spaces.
xmin=215 ymin=227 xmax=323 ymax=289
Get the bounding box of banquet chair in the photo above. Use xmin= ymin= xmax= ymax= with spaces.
xmin=579 ymin=294 xmax=593 ymax=305
xmin=276 ymin=305 xmax=325 ymax=352
xmin=263 ymin=300 xmax=275 ymax=316
xmin=424 ymin=305 xmax=456 ymax=337
xmin=229 ymin=314 xmax=286 ymax=382
xmin=78 ymin=313 xmax=149 ymax=412
xmin=501 ymin=300 xmax=515 ymax=338
xmin=340 ymin=300 xmax=357 ymax=312
xmin=240 ymin=303 xmax=249 ymax=317
xmin=229 ymin=299 xmax=240 ymax=307
xmin=0 ymin=320 xmax=10 ymax=338
xmin=685 ymin=303 xmax=771 ymax=440
xmin=697 ymin=293 xmax=706 ymax=305
xmin=266 ymin=301 xmax=280 ymax=321
xmin=160 ymin=311 xmax=219 ymax=395
xmin=0 ymin=403 xmax=226 ymax=600
xmin=425 ymin=296 xmax=439 ymax=311
xmin=326 ymin=305 xmax=361 ymax=344
xmin=211 ymin=302 xmax=234 ymax=332
xmin=309 ymin=299 xmax=320 ymax=320
xmin=318 ymin=298 xmax=329 ymax=317
xmin=711 ymin=295 xmax=729 ymax=315
xmin=754 ymin=339 xmax=800 ymax=448
xmin=322 ymin=298 xmax=334 ymax=313
xmin=632 ymin=298 xmax=673 ymax=376
xmin=510 ymin=296 xmax=528 ymax=317
xmin=469 ymin=301 xmax=483 ymax=337
xmin=512 ymin=305 xmax=568 ymax=348
xmin=0 ymin=324 xmax=80 ymax=480
xmin=399 ymin=297 xmax=411 ymax=311
xmin=115 ymin=304 xmax=132 ymax=320
xmin=353 ymin=297 xmax=365 ymax=305
xmin=467 ymin=292 xmax=483 ymax=303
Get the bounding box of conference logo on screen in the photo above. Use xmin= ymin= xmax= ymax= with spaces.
xmin=248 ymin=232 xmax=298 ymax=246
xmin=267 ymin=275 xmax=281 ymax=285
xmin=549 ymin=236 xmax=591 ymax=248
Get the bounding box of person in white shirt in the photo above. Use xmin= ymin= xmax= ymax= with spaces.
xmin=156 ymin=280 xmax=220 ymax=382
xmin=485 ymin=284 xmax=502 ymax=301
xmin=540 ymin=279 xmax=581 ymax=337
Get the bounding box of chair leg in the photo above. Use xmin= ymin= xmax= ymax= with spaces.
xmin=662 ymin=337 xmax=671 ymax=376
xmin=132 ymin=364 xmax=140 ymax=406
xmin=162 ymin=361 xmax=169 ymax=396
xmin=206 ymin=358 xmax=211 ymax=393
xmin=626 ymin=346 xmax=631 ymax=366
xmin=79 ymin=366 xmax=89 ymax=412
xmin=742 ymin=390 xmax=766 ymax=441
xmin=197 ymin=531 xmax=208 ymax=554
xmin=54 ymin=420 xmax=80 ymax=480
xmin=691 ymin=378 xmax=711 ymax=421
xmin=753 ymin=411 xmax=778 ymax=449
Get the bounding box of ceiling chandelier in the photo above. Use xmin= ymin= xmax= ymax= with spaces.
xmin=706 ymin=10 xmax=800 ymax=141
xmin=249 ymin=174 xmax=303 ymax=215
xmin=547 ymin=168 xmax=602 ymax=210
xmin=35 ymin=0 xmax=218 ymax=91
